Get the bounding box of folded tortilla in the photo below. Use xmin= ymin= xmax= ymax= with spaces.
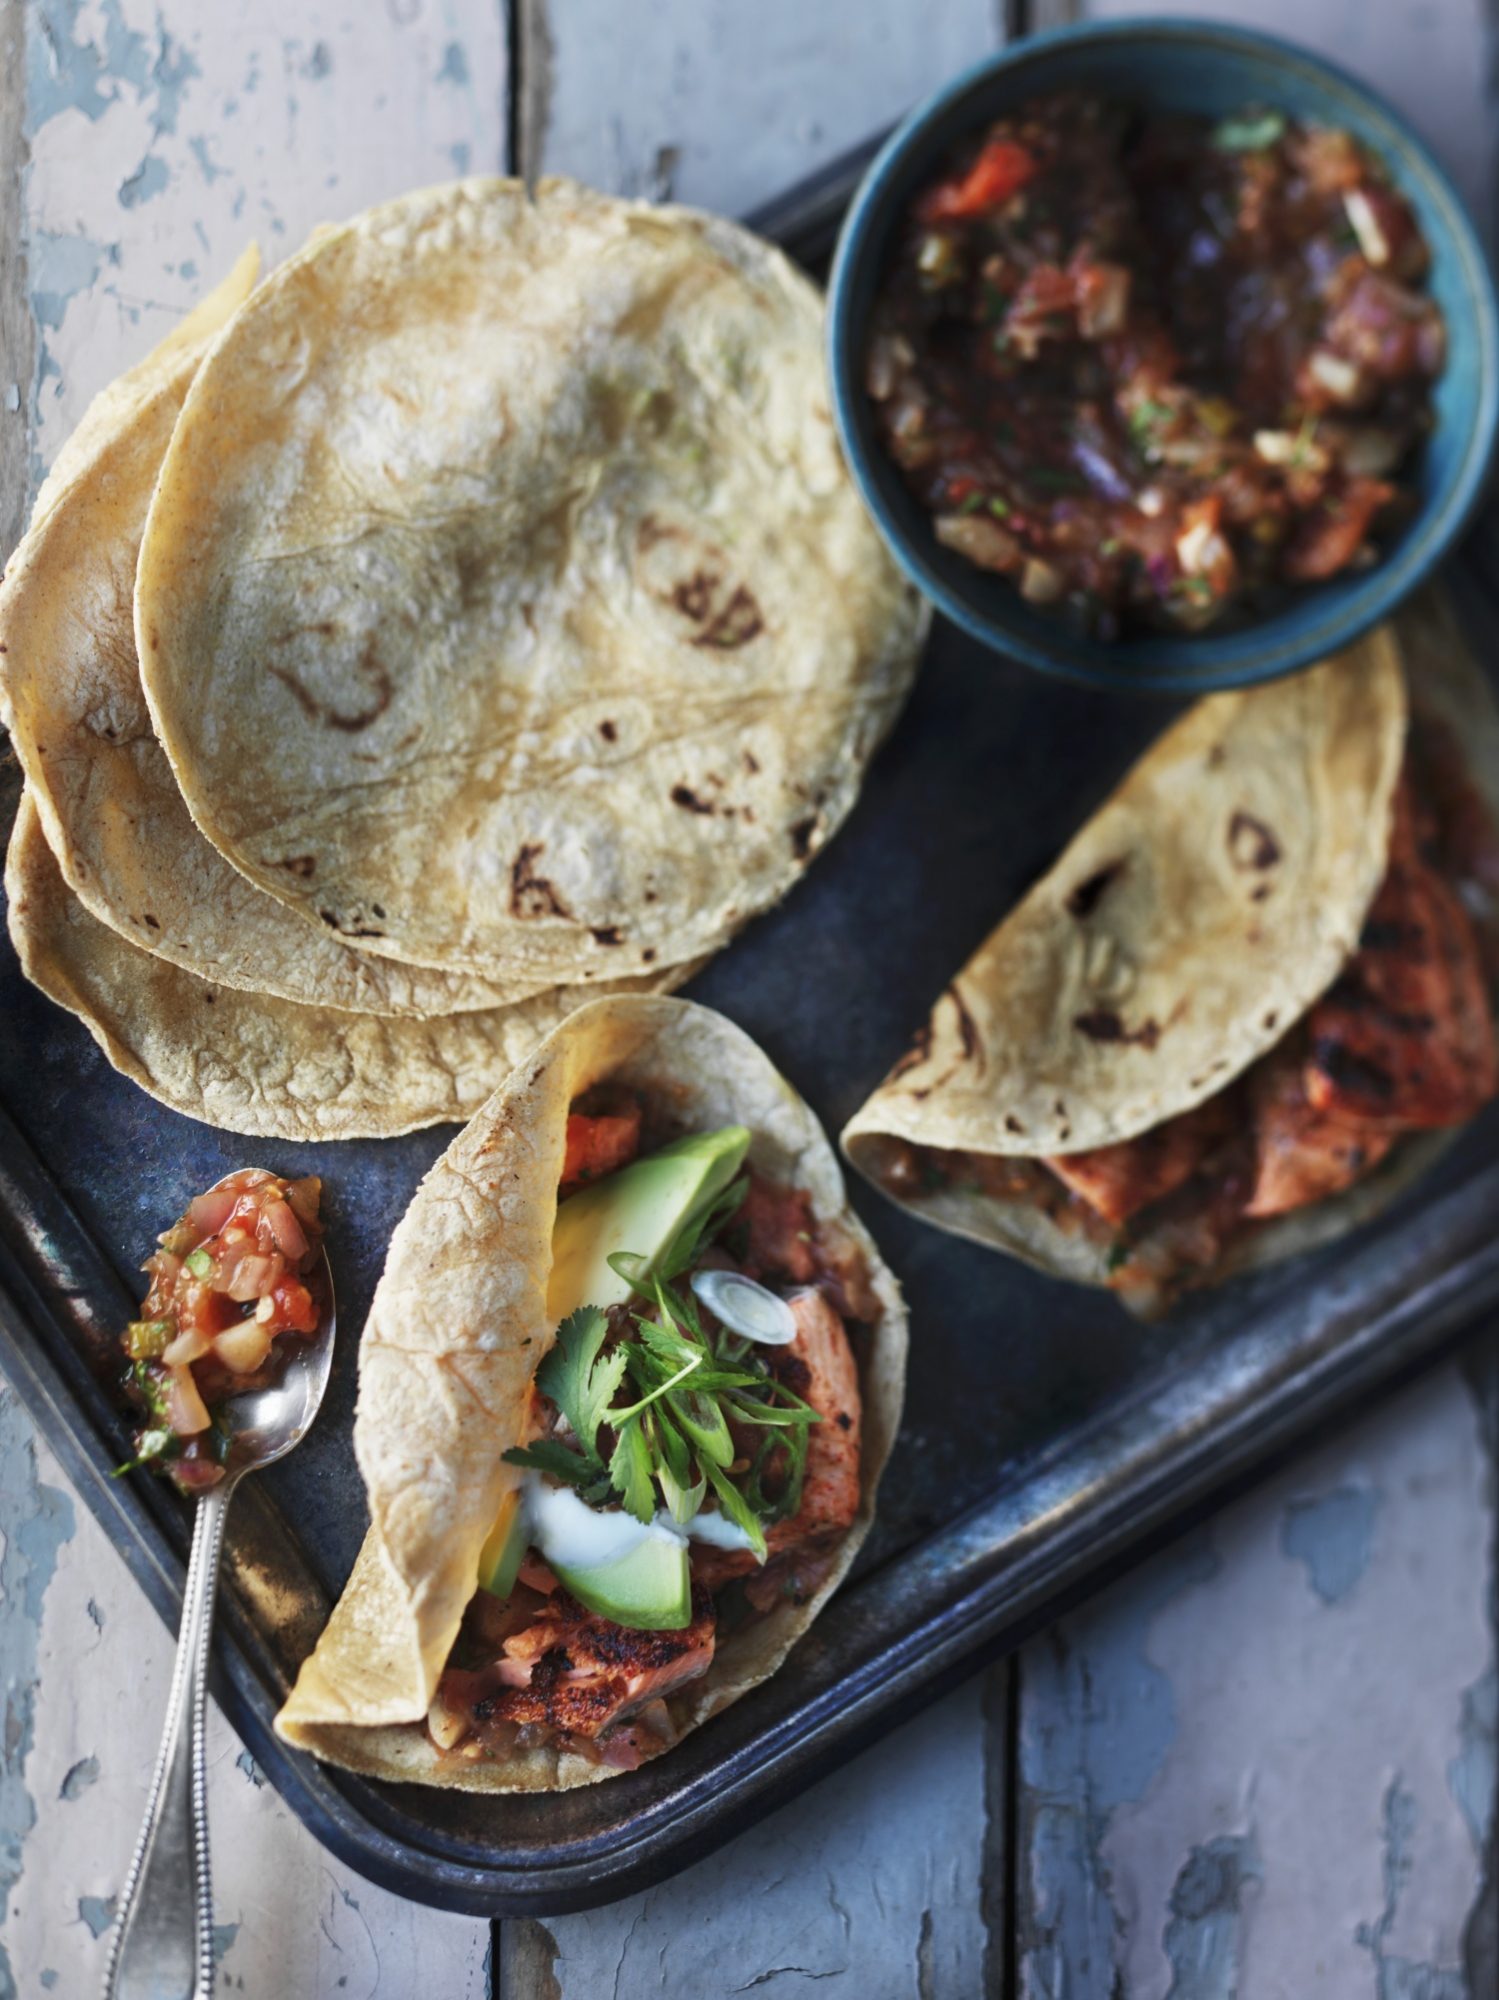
xmin=276 ymin=996 xmax=908 ymax=1789
xmin=842 ymin=613 xmax=1498 ymax=1290
xmin=0 ymin=253 xmax=547 ymax=1019
xmin=135 ymin=178 xmax=923 ymax=983
xmin=4 ymin=792 xmax=693 ymax=1141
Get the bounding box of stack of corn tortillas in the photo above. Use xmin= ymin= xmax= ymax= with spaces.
xmin=0 ymin=182 xmax=923 ymax=1140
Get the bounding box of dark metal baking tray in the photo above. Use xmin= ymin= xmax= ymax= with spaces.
xmin=4 ymin=147 xmax=1499 ymax=1917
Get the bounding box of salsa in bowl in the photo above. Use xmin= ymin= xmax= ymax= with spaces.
xmin=827 ymin=20 xmax=1499 ymax=691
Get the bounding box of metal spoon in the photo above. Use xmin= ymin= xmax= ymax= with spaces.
xmin=102 ymin=1174 xmax=336 ymax=2000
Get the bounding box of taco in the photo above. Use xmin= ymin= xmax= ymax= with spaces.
xmin=843 ymin=611 xmax=1499 ymax=1313
xmin=276 ymin=997 xmax=906 ymax=1788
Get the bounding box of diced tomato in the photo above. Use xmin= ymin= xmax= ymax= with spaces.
xmin=175 ymin=1281 xmax=238 ymax=1342
xmin=560 ymin=1107 xmax=643 ymax=1192
xmin=265 ymin=1277 xmax=319 ymax=1336
xmin=917 ymin=138 xmax=1037 ymax=222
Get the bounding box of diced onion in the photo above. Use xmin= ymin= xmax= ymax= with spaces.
xmin=162 ymin=1327 xmax=211 ymax=1368
xmin=1019 ymin=557 xmax=1064 ymax=605
xmin=165 ymin=1365 xmax=212 ymax=1436
xmin=213 ymin=1321 xmax=273 ymax=1374
xmin=689 ymin=1269 xmax=797 ymax=1345
xmin=1343 ymin=188 xmax=1390 ymax=267
xmin=187 ymin=1187 xmax=236 ymax=1238
xmin=264 ymin=1198 xmax=308 ymax=1260
xmin=1309 ymin=350 xmax=1361 ymax=402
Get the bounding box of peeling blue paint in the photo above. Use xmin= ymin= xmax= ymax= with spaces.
xmin=29 ymin=228 xmax=118 ymax=329
xmin=0 ymin=1390 xmax=76 ymax=2000
xmin=1356 ymin=1777 xmax=1465 ymax=2000
xmin=76 ymin=1892 xmax=117 ymax=1939
xmin=118 ymin=154 xmax=169 ymax=209
xmin=235 ymin=1750 xmax=264 ymax=1788
xmin=437 ymin=40 xmax=470 ymax=87
xmin=59 ymin=1756 xmax=99 ymax=1802
xmin=1162 ymin=1832 xmax=1259 ymax=2000
xmin=1281 ymin=1483 xmax=1379 ymax=1605
xmin=148 ymin=27 xmax=200 ymax=137
xmin=1447 ymin=1667 xmax=1495 ymax=1854
xmin=85 ymin=1599 xmax=104 ymax=1632
xmin=1019 ymin=1533 xmax=1220 ymax=1996
xmin=303 ymin=40 xmax=333 ymax=82
xmin=26 ymin=0 xmax=118 ymax=125
xmin=38 ymin=1973 xmax=56 ymax=1991
xmin=451 ymin=142 xmax=472 ymax=175
xmin=212 ymin=1921 xmax=239 ymax=1965
xmin=187 ymin=134 xmax=229 ymax=186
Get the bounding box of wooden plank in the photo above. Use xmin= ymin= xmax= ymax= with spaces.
xmin=501 ymin=1669 xmax=1000 ymax=2000
xmin=16 ymin=0 xmax=510 ymax=509
xmin=0 ymin=1385 xmax=494 ymax=1998
xmin=1013 ymin=1351 xmax=1499 ymax=1996
xmin=519 ymin=0 xmax=1004 ymax=215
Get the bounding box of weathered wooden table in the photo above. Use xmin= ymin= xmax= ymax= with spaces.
xmin=2 ymin=3 xmax=1496 ymax=1994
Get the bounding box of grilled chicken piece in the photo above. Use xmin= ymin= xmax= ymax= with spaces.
xmin=1244 ymin=1043 xmax=1396 ymax=1219
xmin=479 ymin=1586 xmax=716 ymax=1741
xmin=739 ymin=1175 xmax=818 ymax=1283
xmin=1305 ymin=784 xmax=1497 ymax=1130
xmin=693 ymin=1286 xmax=862 ymax=1592
xmin=1042 ymin=1094 xmax=1234 ymax=1227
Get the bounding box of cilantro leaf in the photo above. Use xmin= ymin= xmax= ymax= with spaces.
xmin=536 ymin=1307 xmax=626 ymax=1461
xmin=502 ymin=1438 xmax=601 ymax=1488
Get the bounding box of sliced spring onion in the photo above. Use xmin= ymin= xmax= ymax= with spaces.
xmin=184 ymin=1247 xmax=214 ymax=1279
xmin=689 ymin=1269 xmax=797 ymax=1346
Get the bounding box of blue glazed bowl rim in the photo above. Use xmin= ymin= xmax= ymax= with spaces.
xmin=826 ymin=15 xmax=1499 ymax=694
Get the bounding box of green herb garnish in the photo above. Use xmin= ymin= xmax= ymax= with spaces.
xmin=125 ymin=1318 xmax=173 ymax=1361
xmin=503 ymin=1260 xmax=818 ymax=1547
xmin=1211 ymin=109 xmax=1286 ymax=154
xmin=184 ymin=1248 xmax=214 ymax=1279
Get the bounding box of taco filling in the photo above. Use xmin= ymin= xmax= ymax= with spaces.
xmin=118 ymin=1169 xmax=326 ymax=1490
xmin=426 ymin=1100 xmax=875 ymax=1773
xmin=875 ymin=711 xmax=1498 ymax=1310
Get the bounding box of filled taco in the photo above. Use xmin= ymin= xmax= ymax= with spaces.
xmin=276 ymin=997 xmax=905 ymax=1787
xmin=843 ymin=608 xmax=1499 ymax=1312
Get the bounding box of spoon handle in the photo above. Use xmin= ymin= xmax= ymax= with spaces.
xmin=102 ymin=1479 xmax=233 ymax=2000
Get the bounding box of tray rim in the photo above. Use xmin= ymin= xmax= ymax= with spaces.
xmin=5 ymin=141 xmax=1499 ymax=1918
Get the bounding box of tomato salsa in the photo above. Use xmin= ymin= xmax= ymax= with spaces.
xmin=118 ymin=1169 xmax=326 ymax=1490
xmin=866 ymin=94 xmax=1444 ymax=638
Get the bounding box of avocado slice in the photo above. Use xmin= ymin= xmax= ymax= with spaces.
xmin=551 ymin=1532 xmax=692 ymax=1631
xmin=476 ymin=1488 xmax=528 ymax=1601
xmin=547 ymin=1124 xmax=751 ymax=1322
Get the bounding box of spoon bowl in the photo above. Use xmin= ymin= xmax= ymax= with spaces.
xmin=104 ymin=1168 xmax=335 ymax=2000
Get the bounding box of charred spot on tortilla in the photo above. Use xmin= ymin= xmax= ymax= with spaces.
xmin=790 ymin=817 xmax=819 ymax=861
xmin=743 ymin=750 xmax=761 ymax=775
xmin=890 ymin=1022 xmax=934 ymax=1081
xmin=143 ymin=914 xmax=160 ymax=930
xmin=278 ymin=855 xmax=318 ymax=879
xmin=1066 ymin=858 xmax=1127 ymax=919
xmin=693 ymin=584 xmax=764 ymax=650
xmin=511 ymin=843 xmax=572 ymax=921
xmin=671 ymin=785 xmax=715 ymax=815
xmin=591 ymin=926 xmax=625 ymax=947
xmin=1073 ymin=1008 xmax=1163 ymax=1049
xmin=1228 ymin=811 xmax=1282 ymax=872
xmin=947 ymin=986 xmax=985 ymax=1069
xmin=1004 ymin=1115 xmax=1026 ymax=1134
xmin=642 ymin=948 xmax=657 ymax=963
xmin=265 ymin=637 xmax=394 ymax=733
xmin=599 ymin=720 xmax=618 ymax=743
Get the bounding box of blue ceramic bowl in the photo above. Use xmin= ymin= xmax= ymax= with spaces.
xmin=827 ymin=18 xmax=1499 ymax=692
